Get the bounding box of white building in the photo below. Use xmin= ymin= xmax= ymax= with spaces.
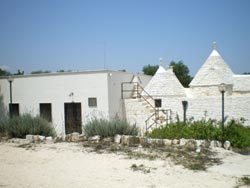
xmin=124 ymin=43 xmax=250 ymax=132
xmin=1 ymin=43 xmax=249 ymax=135
xmin=0 ymin=70 xmax=151 ymax=135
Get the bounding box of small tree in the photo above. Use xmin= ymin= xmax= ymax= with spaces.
xmin=142 ymin=65 xmax=159 ymax=76
xmin=0 ymin=69 xmax=11 ymax=76
xmin=31 ymin=70 xmax=51 ymax=74
xmin=170 ymin=61 xmax=193 ymax=87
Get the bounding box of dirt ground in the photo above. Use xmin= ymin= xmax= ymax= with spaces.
xmin=0 ymin=139 xmax=249 ymax=188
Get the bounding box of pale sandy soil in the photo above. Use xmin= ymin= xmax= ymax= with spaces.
xmin=0 ymin=140 xmax=249 ymax=188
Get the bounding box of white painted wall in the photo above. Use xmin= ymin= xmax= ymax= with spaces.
xmin=0 ymin=71 xmax=152 ymax=135
xmin=0 ymin=71 xmax=110 ymax=135
xmin=107 ymin=72 xmax=152 ymax=120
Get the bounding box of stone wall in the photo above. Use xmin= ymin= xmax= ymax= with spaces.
xmin=124 ymin=98 xmax=153 ymax=134
xmin=124 ymin=94 xmax=250 ymax=133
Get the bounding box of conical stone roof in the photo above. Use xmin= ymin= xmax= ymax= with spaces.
xmin=143 ymin=66 xmax=186 ymax=97
xmin=190 ymin=47 xmax=234 ymax=87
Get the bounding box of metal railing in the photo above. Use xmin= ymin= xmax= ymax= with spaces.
xmin=145 ymin=109 xmax=172 ymax=132
xmin=121 ymin=82 xmax=172 ymax=132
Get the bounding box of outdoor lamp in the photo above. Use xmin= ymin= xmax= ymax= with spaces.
xmin=182 ymin=100 xmax=188 ymax=124
xmin=218 ymin=83 xmax=227 ymax=147
xmin=7 ymin=76 xmax=14 ymax=118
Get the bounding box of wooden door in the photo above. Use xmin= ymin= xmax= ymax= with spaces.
xmin=64 ymin=103 xmax=82 ymax=134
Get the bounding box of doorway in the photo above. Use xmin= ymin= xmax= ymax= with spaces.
xmin=64 ymin=103 xmax=82 ymax=134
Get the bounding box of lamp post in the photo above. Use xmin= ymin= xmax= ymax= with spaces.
xmin=218 ymin=83 xmax=226 ymax=147
xmin=182 ymin=100 xmax=188 ymax=124
xmin=7 ymin=76 xmax=14 ymax=118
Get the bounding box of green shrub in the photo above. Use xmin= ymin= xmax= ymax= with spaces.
xmin=148 ymin=120 xmax=221 ymax=140
xmin=148 ymin=119 xmax=250 ymax=148
xmin=83 ymin=118 xmax=139 ymax=138
xmin=3 ymin=114 xmax=56 ymax=138
xmin=224 ymin=120 xmax=250 ymax=148
xmin=0 ymin=117 xmax=8 ymax=136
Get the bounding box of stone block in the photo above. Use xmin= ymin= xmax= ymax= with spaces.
xmin=179 ymin=138 xmax=187 ymax=146
xmin=114 ymin=134 xmax=121 ymax=144
xmin=88 ymin=135 xmax=100 ymax=143
xmin=33 ymin=135 xmax=41 ymax=142
xmin=210 ymin=140 xmax=217 ymax=148
xmin=216 ymin=141 xmax=222 ymax=147
xmin=139 ymin=137 xmax=149 ymax=147
xmin=200 ymin=140 xmax=210 ymax=148
xmin=172 ymin=139 xmax=179 ymax=145
xmin=186 ymin=139 xmax=196 ymax=150
xmin=163 ymin=139 xmax=172 ymax=146
xmin=127 ymin=136 xmax=140 ymax=146
xmin=71 ymin=132 xmax=80 ymax=142
xmin=79 ymin=134 xmax=87 ymax=142
xmin=223 ymin=141 xmax=231 ymax=150
xmin=46 ymin=136 xmax=53 ymax=141
xmin=39 ymin=135 xmax=45 ymax=141
xmin=121 ymin=135 xmax=129 ymax=145
xmin=150 ymin=139 xmax=164 ymax=147
xmin=26 ymin=135 xmax=34 ymax=141
xmin=102 ymin=137 xmax=112 ymax=144
xmin=65 ymin=134 xmax=72 ymax=142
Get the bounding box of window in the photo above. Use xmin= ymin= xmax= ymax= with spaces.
xmin=40 ymin=103 xmax=52 ymax=122
xmin=154 ymin=99 xmax=162 ymax=108
xmin=88 ymin=98 xmax=97 ymax=107
xmin=9 ymin=103 xmax=19 ymax=116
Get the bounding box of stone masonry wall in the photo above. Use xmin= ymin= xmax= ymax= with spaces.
xmin=124 ymin=95 xmax=250 ymax=133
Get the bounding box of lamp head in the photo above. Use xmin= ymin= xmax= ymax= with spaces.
xmin=218 ymin=83 xmax=227 ymax=93
xmin=7 ymin=76 xmax=14 ymax=83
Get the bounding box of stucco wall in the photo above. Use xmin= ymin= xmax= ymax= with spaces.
xmin=107 ymin=72 xmax=152 ymax=120
xmin=0 ymin=72 xmax=109 ymax=135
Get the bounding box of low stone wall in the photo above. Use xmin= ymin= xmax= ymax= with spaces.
xmin=22 ymin=133 xmax=231 ymax=151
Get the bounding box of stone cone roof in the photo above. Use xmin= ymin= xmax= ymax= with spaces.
xmin=190 ymin=49 xmax=234 ymax=87
xmin=142 ymin=66 xmax=186 ymax=97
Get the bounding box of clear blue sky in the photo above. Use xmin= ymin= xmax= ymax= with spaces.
xmin=0 ymin=0 xmax=250 ymax=76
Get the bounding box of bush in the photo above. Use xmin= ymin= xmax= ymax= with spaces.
xmin=148 ymin=120 xmax=221 ymax=140
xmin=224 ymin=120 xmax=250 ymax=148
xmin=148 ymin=119 xmax=250 ymax=148
xmin=83 ymin=118 xmax=139 ymax=138
xmin=0 ymin=117 xmax=8 ymax=136
xmin=1 ymin=114 xmax=56 ymax=138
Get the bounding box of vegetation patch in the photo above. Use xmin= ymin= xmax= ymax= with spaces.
xmin=148 ymin=119 xmax=250 ymax=149
xmin=130 ymin=164 xmax=152 ymax=174
xmin=0 ymin=114 xmax=56 ymax=139
xmin=83 ymin=118 xmax=139 ymax=138
xmin=236 ymin=175 xmax=250 ymax=188
xmin=82 ymin=141 xmax=220 ymax=171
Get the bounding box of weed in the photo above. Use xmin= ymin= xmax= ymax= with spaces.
xmin=236 ymin=175 xmax=250 ymax=188
xmin=130 ymin=164 xmax=151 ymax=174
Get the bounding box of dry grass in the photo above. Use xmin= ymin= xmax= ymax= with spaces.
xmin=82 ymin=141 xmax=221 ymax=171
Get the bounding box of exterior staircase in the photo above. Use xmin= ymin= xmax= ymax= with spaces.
xmin=122 ymin=82 xmax=172 ymax=133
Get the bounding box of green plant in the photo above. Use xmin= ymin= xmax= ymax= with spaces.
xmin=83 ymin=118 xmax=139 ymax=138
xmin=236 ymin=175 xmax=250 ymax=188
xmin=148 ymin=120 xmax=221 ymax=140
xmin=224 ymin=120 xmax=250 ymax=148
xmin=130 ymin=164 xmax=151 ymax=173
xmin=148 ymin=119 xmax=250 ymax=149
xmin=4 ymin=114 xmax=56 ymax=138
